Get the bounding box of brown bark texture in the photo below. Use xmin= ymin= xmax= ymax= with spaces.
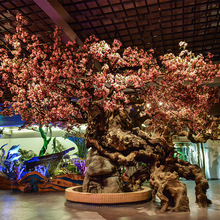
xmin=82 ymin=104 xmax=211 ymax=212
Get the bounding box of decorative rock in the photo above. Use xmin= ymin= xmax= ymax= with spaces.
xmin=102 ymin=175 xmax=123 ymax=193
xmin=86 ymin=155 xmax=116 ymax=176
xmin=83 ymin=149 xmax=123 ymax=193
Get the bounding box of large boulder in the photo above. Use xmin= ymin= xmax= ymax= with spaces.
xmin=86 ymin=155 xmax=116 ymax=176
xmin=83 ymin=149 xmax=123 ymax=193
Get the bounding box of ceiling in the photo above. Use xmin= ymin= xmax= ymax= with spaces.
xmin=0 ymin=0 xmax=219 ymax=127
xmin=0 ymin=0 xmax=219 ymax=60
xmin=62 ymin=0 xmax=220 ymax=60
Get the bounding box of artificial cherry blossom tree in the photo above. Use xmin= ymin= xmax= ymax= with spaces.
xmin=1 ymin=14 xmax=220 ymax=212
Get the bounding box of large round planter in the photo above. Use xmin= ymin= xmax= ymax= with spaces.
xmin=65 ymin=186 xmax=152 ymax=205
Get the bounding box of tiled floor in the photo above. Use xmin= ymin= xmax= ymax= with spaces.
xmin=0 ymin=181 xmax=220 ymax=220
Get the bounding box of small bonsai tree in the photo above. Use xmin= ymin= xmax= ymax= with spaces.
xmin=0 ymin=14 xmax=220 ymax=212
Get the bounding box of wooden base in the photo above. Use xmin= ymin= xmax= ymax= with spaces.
xmin=65 ymin=186 xmax=152 ymax=204
xmin=0 ymin=175 xmax=11 ymax=190
xmin=0 ymin=172 xmax=84 ymax=192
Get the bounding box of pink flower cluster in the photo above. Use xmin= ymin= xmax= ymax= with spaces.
xmin=0 ymin=14 xmax=219 ymax=136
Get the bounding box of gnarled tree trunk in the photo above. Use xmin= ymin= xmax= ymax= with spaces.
xmin=82 ymin=105 xmax=211 ymax=212
xmin=150 ymin=165 xmax=189 ymax=212
xmin=82 ymin=104 xmax=124 ymax=193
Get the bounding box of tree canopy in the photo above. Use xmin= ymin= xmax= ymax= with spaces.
xmin=0 ymin=14 xmax=219 ymax=138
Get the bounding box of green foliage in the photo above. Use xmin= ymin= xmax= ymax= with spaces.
xmin=52 ymin=137 xmax=56 ymax=154
xmin=53 ymin=139 xmax=66 ymax=153
xmin=138 ymin=162 xmax=148 ymax=168
xmin=37 ymin=125 xmax=67 ymax=157
xmin=174 ymin=143 xmax=189 ymax=161
xmin=64 ymin=130 xmax=85 ymax=139
xmin=65 ymin=130 xmax=88 ymax=158
xmin=18 ymin=149 xmax=37 ymax=163
xmin=39 ymin=125 xmax=52 ymax=156
xmin=53 ymin=150 xmax=87 ymax=176
xmin=66 ymin=164 xmax=79 ymax=174
xmin=74 ymin=138 xmax=87 ymax=158
xmin=54 ymin=162 xmax=79 ymax=176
